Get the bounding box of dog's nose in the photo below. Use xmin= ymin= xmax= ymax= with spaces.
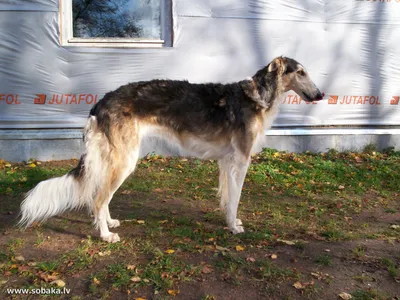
xmin=315 ymin=90 xmax=325 ymax=101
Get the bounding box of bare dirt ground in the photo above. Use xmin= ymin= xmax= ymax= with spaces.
xmin=0 ymin=153 xmax=399 ymax=299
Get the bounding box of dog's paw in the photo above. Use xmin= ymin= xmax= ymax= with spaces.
xmin=235 ymin=219 xmax=243 ymax=226
xmin=231 ymin=225 xmax=245 ymax=234
xmin=101 ymin=232 xmax=120 ymax=243
xmin=108 ymin=219 xmax=121 ymax=228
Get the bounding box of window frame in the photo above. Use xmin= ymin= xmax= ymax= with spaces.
xmin=60 ymin=0 xmax=172 ymax=48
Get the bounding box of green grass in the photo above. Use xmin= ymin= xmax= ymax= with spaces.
xmin=88 ymin=246 xmax=199 ymax=295
xmin=253 ymin=260 xmax=298 ymax=282
xmin=35 ymin=261 xmax=60 ymax=272
xmin=248 ymin=148 xmax=400 ymax=197
xmin=7 ymin=238 xmax=24 ymax=255
xmin=2 ymin=148 xmax=400 ymax=203
xmin=351 ymin=288 xmax=388 ymax=300
xmin=1 ymin=148 xmax=400 ymax=298
xmin=61 ymin=237 xmax=96 ymax=272
xmin=141 ymin=254 xmax=197 ymax=291
xmin=105 ymin=263 xmax=133 ymax=289
xmin=315 ymin=254 xmax=333 ymax=266
xmin=352 ymin=246 xmax=366 ymax=258
xmin=352 ymin=274 xmax=374 ymax=283
xmin=34 ymin=230 xmax=45 ymax=247
xmin=380 ymin=258 xmax=400 ymax=279
xmin=0 ymin=251 xmax=8 ymax=262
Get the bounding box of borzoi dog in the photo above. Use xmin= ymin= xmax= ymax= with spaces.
xmin=19 ymin=56 xmax=324 ymax=242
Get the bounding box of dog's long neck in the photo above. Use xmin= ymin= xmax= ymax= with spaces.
xmin=246 ymin=67 xmax=284 ymax=110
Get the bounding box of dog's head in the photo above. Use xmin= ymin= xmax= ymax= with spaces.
xmin=267 ymin=57 xmax=324 ymax=102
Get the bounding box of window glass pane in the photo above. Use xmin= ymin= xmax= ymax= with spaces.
xmin=73 ymin=0 xmax=161 ymax=39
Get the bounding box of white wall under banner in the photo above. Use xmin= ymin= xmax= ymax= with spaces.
xmin=1 ymin=0 xmax=400 ymax=129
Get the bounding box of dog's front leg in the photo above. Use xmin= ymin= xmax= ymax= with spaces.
xmin=218 ymin=161 xmax=229 ymax=211
xmin=221 ymin=155 xmax=250 ymax=234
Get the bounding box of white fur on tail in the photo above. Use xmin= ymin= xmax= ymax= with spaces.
xmin=18 ymin=116 xmax=108 ymax=228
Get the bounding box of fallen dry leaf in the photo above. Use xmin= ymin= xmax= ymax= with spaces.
xmin=235 ymin=245 xmax=245 ymax=251
xmin=338 ymin=292 xmax=352 ymax=300
xmin=168 ymin=290 xmax=180 ymax=296
xmin=130 ymin=276 xmax=141 ymax=283
xmin=293 ymin=281 xmax=304 ymax=289
xmin=0 ymin=279 xmax=8 ymax=286
xmin=98 ymin=250 xmax=111 ymax=257
xmin=87 ymin=248 xmax=99 ymax=257
xmin=277 ymin=239 xmax=296 ymax=245
xmin=18 ymin=265 xmax=30 ymax=272
xmin=51 ymin=279 xmax=66 ymax=288
xmin=39 ymin=272 xmax=59 ymax=282
xmin=246 ymin=257 xmax=256 ymax=262
xmin=311 ymin=272 xmax=333 ymax=282
xmin=293 ymin=281 xmax=314 ymax=290
xmin=354 ymin=156 xmax=363 ymax=163
xmin=14 ymin=255 xmax=25 ymax=262
xmin=215 ymin=245 xmax=230 ymax=252
xmin=201 ymin=265 xmax=214 ymax=274
xmin=165 ymin=249 xmax=175 ymax=254
xmin=311 ymin=272 xmax=322 ymax=279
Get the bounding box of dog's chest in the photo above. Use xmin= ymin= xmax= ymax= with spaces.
xmin=250 ymin=99 xmax=281 ymax=155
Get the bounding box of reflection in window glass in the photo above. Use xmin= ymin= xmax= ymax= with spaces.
xmin=73 ymin=0 xmax=161 ymax=39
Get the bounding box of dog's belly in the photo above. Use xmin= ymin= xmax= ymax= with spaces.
xmin=139 ymin=124 xmax=232 ymax=160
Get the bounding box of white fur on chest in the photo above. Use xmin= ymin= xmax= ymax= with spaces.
xmin=251 ymin=99 xmax=281 ymax=155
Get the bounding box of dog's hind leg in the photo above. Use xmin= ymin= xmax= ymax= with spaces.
xmin=219 ymin=154 xmax=250 ymax=234
xmin=93 ymin=145 xmax=140 ymax=243
xmin=94 ymin=178 xmax=120 ymax=243
xmin=94 ymin=118 xmax=141 ymax=242
xmin=105 ymin=148 xmax=140 ymax=229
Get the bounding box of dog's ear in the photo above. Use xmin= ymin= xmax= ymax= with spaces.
xmin=267 ymin=61 xmax=278 ymax=73
xmin=267 ymin=57 xmax=286 ymax=74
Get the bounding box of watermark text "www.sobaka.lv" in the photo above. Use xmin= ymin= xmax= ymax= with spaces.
xmin=6 ymin=287 xmax=71 ymax=295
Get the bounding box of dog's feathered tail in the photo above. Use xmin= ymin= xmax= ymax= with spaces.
xmin=18 ymin=116 xmax=109 ymax=228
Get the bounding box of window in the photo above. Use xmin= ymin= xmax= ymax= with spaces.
xmin=60 ymin=0 xmax=171 ymax=48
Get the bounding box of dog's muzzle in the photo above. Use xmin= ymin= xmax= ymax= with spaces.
xmin=315 ymin=91 xmax=325 ymax=101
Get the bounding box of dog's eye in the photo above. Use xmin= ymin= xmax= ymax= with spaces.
xmin=297 ymin=70 xmax=306 ymax=76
